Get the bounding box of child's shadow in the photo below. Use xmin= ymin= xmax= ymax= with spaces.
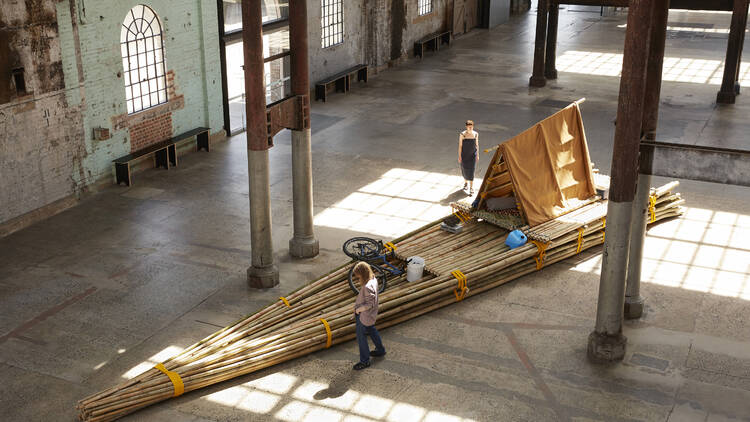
xmin=439 ymin=189 xmax=470 ymax=206
xmin=313 ymin=369 xmax=361 ymax=400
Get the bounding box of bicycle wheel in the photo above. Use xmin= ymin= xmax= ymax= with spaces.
xmin=342 ymin=237 xmax=382 ymax=260
xmin=348 ymin=262 xmax=388 ymax=295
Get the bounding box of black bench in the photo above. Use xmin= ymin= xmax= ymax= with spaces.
xmin=113 ymin=127 xmax=210 ymax=186
xmin=414 ymin=31 xmax=452 ymax=59
xmin=315 ymin=64 xmax=368 ymax=102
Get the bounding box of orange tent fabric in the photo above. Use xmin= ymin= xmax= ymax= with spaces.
xmin=499 ymin=103 xmax=596 ymax=226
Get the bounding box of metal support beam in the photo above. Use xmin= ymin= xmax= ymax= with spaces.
xmin=717 ymin=0 xmax=749 ymax=104
xmin=545 ymin=1 xmax=559 ymax=80
xmin=642 ymin=0 xmax=669 ymax=141
xmin=588 ymin=0 xmax=653 ymax=363
xmin=288 ymin=0 xmax=319 ymax=259
xmin=530 ymin=0 xmax=549 ymax=87
xmin=243 ymin=0 xmax=279 ymax=288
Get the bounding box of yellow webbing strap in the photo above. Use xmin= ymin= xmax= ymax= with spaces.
xmin=384 ymin=242 xmax=398 ymax=253
xmin=576 ymin=228 xmax=585 ymax=254
xmin=648 ymin=194 xmax=657 ymax=223
xmin=452 ymin=211 xmax=471 ymax=224
xmin=279 ymin=296 xmax=291 ymax=307
xmin=601 ymin=217 xmax=607 ymax=242
xmin=154 ymin=363 xmax=184 ymax=397
xmin=451 ymin=270 xmax=469 ymax=301
xmin=530 ymin=240 xmax=550 ymax=270
xmin=320 ymin=318 xmax=332 ymax=348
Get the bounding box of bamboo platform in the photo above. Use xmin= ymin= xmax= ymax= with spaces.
xmin=77 ymin=183 xmax=685 ymax=422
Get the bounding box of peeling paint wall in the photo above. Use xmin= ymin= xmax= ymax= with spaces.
xmin=0 ymin=0 xmax=224 ymax=233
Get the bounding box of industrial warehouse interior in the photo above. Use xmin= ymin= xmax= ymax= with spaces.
xmin=1 ymin=1 xmax=750 ymax=421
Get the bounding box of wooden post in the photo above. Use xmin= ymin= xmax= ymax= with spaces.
xmin=717 ymin=0 xmax=749 ymax=104
xmin=588 ymin=0 xmax=653 ymax=363
xmin=545 ymin=1 xmax=559 ymax=80
xmin=734 ymin=0 xmax=749 ymax=95
xmin=530 ymin=0 xmax=548 ymax=87
xmin=642 ymin=0 xmax=669 ymax=141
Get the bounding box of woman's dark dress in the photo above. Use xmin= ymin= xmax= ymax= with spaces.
xmin=461 ymin=135 xmax=477 ymax=181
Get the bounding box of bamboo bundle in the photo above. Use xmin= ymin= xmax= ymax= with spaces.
xmin=77 ymin=183 xmax=684 ymax=422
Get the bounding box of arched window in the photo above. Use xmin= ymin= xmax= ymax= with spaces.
xmin=120 ymin=5 xmax=168 ymax=114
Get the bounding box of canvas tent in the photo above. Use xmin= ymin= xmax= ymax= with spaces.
xmin=476 ymin=101 xmax=597 ymax=227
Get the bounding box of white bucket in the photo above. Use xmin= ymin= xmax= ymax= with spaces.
xmin=406 ymin=256 xmax=425 ymax=282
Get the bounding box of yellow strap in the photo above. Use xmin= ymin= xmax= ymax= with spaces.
xmin=279 ymin=296 xmax=291 ymax=307
xmin=155 ymin=363 xmax=184 ymax=397
xmin=451 ymin=270 xmax=469 ymax=301
xmin=481 ymin=192 xmax=487 ymax=199
xmin=452 ymin=211 xmax=471 ymax=224
xmin=320 ymin=318 xmax=332 ymax=348
xmin=531 ymin=240 xmax=550 ymax=270
xmin=648 ymin=194 xmax=657 ymax=223
xmin=384 ymin=242 xmax=398 ymax=252
xmin=601 ymin=217 xmax=607 ymax=242
xmin=576 ymin=227 xmax=584 ymax=254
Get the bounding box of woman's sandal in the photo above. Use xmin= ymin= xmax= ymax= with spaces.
xmin=353 ymin=361 xmax=370 ymax=370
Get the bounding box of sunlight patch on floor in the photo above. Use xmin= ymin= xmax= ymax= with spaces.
xmin=314 ymin=168 xmax=480 ymax=238
xmin=121 ymin=345 xmax=185 ymax=379
xmin=201 ymin=371 xmax=477 ymax=422
xmin=556 ymin=50 xmax=750 ymax=86
xmin=569 ymin=206 xmax=750 ymax=301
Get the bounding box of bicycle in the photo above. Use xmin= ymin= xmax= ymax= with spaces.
xmin=342 ymin=237 xmax=406 ymax=295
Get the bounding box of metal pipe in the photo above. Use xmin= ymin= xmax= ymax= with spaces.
xmin=588 ymin=0 xmax=653 ymax=363
xmin=642 ymin=0 xmax=669 ymax=141
xmin=288 ymin=0 xmax=319 ymax=258
xmin=530 ymin=0 xmax=549 ymax=87
xmin=624 ymin=172 xmax=650 ymax=319
xmin=243 ymin=0 xmax=279 ymax=288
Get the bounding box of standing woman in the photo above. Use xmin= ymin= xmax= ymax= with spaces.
xmin=459 ymin=120 xmax=479 ymax=195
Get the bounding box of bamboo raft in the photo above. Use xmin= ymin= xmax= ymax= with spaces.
xmin=77 ymin=183 xmax=684 ymax=422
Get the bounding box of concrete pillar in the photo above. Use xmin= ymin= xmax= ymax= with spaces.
xmin=530 ymin=0 xmax=548 ymax=87
xmin=588 ymin=0 xmax=653 ymax=363
xmin=288 ymin=0 xmax=319 ymax=259
xmin=717 ymin=0 xmax=749 ymax=104
xmin=545 ymin=1 xmax=559 ymax=80
xmin=243 ymin=0 xmax=279 ymax=288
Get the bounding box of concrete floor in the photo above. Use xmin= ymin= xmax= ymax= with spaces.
xmin=2 ymin=6 xmax=750 ymax=422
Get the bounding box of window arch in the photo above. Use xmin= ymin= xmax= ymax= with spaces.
xmin=120 ymin=5 xmax=168 ymax=114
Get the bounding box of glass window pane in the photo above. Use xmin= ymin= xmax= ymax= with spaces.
xmin=151 ymin=92 xmax=159 ymax=105
xmin=127 ymin=100 xmax=133 ymax=114
xmin=134 ymin=97 xmax=142 ymax=111
xmin=158 ymin=90 xmax=167 ymax=103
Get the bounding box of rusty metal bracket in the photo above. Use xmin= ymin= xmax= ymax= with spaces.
xmin=266 ymin=94 xmax=310 ymax=146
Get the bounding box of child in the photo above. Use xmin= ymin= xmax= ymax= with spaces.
xmin=352 ymin=262 xmax=386 ymax=370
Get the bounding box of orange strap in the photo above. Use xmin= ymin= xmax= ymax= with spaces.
xmin=531 ymin=240 xmax=550 ymax=270
xmin=576 ymin=228 xmax=585 ymax=254
xmin=154 ymin=363 xmax=184 ymax=397
xmin=451 ymin=270 xmax=469 ymax=301
xmin=602 ymin=217 xmax=607 ymax=242
xmin=648 ymin=194 xmax=657 ymax=223
xmin=279 ymin=296 xmax=291 ymax=307
xmin=320 ymin=318 xmax=332 ymax=348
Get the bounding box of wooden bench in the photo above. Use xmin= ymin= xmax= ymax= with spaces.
xmin=315 ymin=64 xmax=368 ymax=102
xmin=113 ymin=127 xmax=210 ymax=186
xmin=414 ymin=31 xmax=452 ymax=59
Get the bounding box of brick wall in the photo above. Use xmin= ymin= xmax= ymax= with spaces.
xmin=128 ymin=113 xmax=173 ymax=152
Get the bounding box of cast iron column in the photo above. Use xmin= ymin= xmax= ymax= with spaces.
xmin=625 ymin=0 xmax=669 ymax=320
xmin=545 ymin=1 xmax=559 ymax=80
xmin=734 ymin=0 xmax=748 ymax=95
xmin=717 ymin=0 xmax=749 ymax=104
xmin=288 ymin=0 xmax=320 ymax=258
xmin=588 ymin=0 xmax=653 ymax=363
xmin=243 ymin=0 xmax=279 ymax=288
xmin=530 ymin=0 xmax=549 ymax=87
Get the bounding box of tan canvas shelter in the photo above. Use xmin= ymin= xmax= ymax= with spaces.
xmin=476 ymin=102 xmax=597 ymax=227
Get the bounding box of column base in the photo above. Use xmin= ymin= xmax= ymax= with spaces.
xmin=624 ymin=296 xmax=645 ymax=319
xmin=289 ymin=236 xmax=319 ymax=259
xmin=587 ymin=331 xmax=627 ymax=363
xmin=247 ymin=265 xmax=279 ymax=289
xmin=529 ymin=75 xmax=547 ymax=87
xmin=644 ymin=131 xmax=656 ymax=141
xmin=717 ymin=90 xmax=737 ymax=104
xmin=545 ymin=69 xmax=558 ymax=80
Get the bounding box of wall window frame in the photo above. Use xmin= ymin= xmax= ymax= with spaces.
xmin=321 ymin=0 xmax=344 ymax=48
xmin=120 ymin=5 xmax=169 ymax=115
xmin=418 ymin=0 xmax=433 ymax=16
